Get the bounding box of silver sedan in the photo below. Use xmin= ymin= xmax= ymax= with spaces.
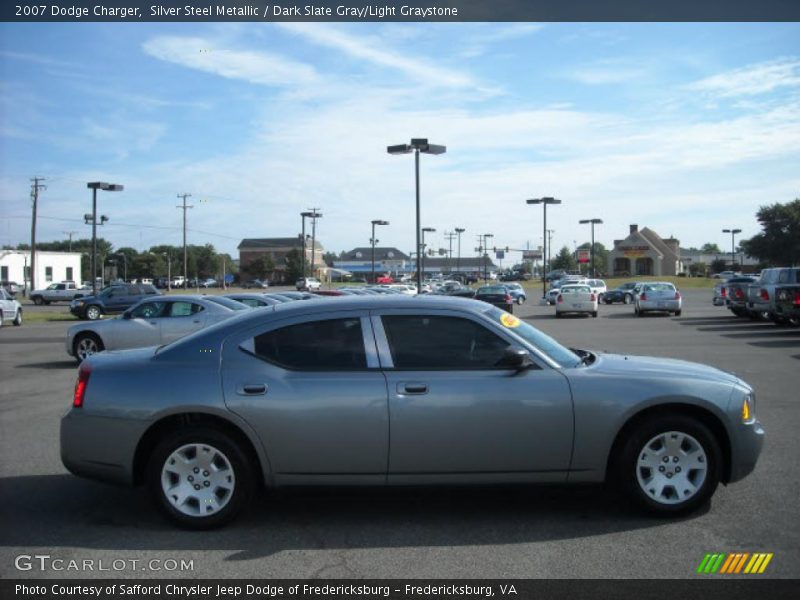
xmin=61 ymin=295 xmax=763 ymax=529
xmin=65 ymin=294 xmax=248 ymax=362
xmin=635 ymin=282 xmax=683 ymax=317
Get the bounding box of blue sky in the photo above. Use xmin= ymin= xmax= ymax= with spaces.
xmin=1 ymin=22 xmax=799 ymax=260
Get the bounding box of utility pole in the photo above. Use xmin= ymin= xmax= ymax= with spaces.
xmin=30 ymin=177 xmax=46 ymax=293
xmin=177 ymin=193 xmax=193 ymax=289
xmin=444 ymin=231 xmax=456 ymax=273
xmin=63 ymin=231 xmax=77 ymax=252
xmin=307 ymin=207 xmax=321 ymax=278
xmin=455 ymin=227 xmax=465 ymax=278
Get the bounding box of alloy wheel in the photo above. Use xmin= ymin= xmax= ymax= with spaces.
xmin=161 ymin=443 xmax=236 ymax=518
xmin=636 ymin=431 xmax=708 ymax=505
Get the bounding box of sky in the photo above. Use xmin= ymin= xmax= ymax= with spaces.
xmin=1 ymin=22 xmax=799 ymax=263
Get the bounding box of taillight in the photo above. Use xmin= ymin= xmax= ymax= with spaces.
xmin=640 ymin=293 xmax=647 ymax=301
xmin=557 ymin=294 xmax=563 ymax=303
xmin=73 ymin=363 xmax=91 ymax=408
xmin=760 ymin=289 xmax=769 ymax=301
xmin=734 ymin=289 xmax=743 ymax=300
xmin=721 ymin=288 xmax=727 ymax=297
xmin=505 ymin=295 xmax=513 ymax=303
xmin=589 ymin=293 xmax=596 ymax=301
xmin=675 ymin=291 xmax=682 ymax=300
xmin=794 ymin=291 xmax=800 ymax=306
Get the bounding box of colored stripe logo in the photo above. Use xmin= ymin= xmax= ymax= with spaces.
xmin=697 ymin=553 xmax=773 ymax=574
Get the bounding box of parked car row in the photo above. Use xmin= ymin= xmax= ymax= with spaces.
xmin=716 ymin=267 xmax=800 ymax=326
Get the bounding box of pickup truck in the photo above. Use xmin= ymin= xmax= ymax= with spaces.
xmin=29 ymin=281 xmax=88 ymax=305
xmin=746 ymin=267 xmax=800 ymax=322
xmin=773 ymin=284 xmax=800 ymax=326
xmin=722 ymin=276 xmax=758 ymax=317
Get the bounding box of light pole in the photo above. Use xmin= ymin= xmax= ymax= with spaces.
xmin=300 ymin=211 xmax=313 ymax=279
xmin=579 ymin=218 xmax=603 ymax=277
xmin=87 ymin=182 xmax=123 ymax=296
xmin=371 ymin=219 xmax=389 ymax=283
xmin=421 ymin=227 xmax=436 ymax=281
xmin=163 ymin=252 xmax=171 ymax=290
xmin=526 ymin=197 xmax=562 ymax=300
xmin=480 ymin=233 xmax=494 ymax=282
xmin=722 ymin=228 xmax=742 ymax=271
xmin=455 ymin=227 xmax=465 ymax=276
xmin=387 ymin=138 xmax=446 ymax=292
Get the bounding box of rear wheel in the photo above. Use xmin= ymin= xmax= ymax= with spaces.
xmin=148 ymin=427 xmax=254 ymax=529
xmin=516 ymin=296 xmax=525 ymax=305
xmin=32 ymin=296 xmax=44 ymax=306
xmin=615 ymin=415 xmax=721 ymax=516
xmin=674 ymin=310 xmax=682 ymax=317
xmin=13 ymin=309 xmax=22 ymax=326
xmin=73 ymin=332 xmax=104 ymax=363
xmin=592 ymin=311 xmax=598 ymax=318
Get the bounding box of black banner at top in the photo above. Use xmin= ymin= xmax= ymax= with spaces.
xmin=2 ymin=0 xmax=800 ymax=23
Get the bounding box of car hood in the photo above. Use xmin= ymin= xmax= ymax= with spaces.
xmin=591 ymin=352 xmax=742 ymax=385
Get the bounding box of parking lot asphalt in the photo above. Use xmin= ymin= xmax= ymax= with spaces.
xmin=1 ymin=288 xmax=798 ymax=579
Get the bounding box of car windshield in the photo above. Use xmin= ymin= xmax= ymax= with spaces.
xmin=206 ymin=296 xmax=249 ymax=311
xmin=485 ymin=307 xmax=580 ymax=368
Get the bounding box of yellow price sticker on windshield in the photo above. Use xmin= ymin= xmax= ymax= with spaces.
xmin=500 ymin=313 xmax=521 ymax=328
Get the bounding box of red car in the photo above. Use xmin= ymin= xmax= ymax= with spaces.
xmin=376 ymin=275 xmax=394 ymax=284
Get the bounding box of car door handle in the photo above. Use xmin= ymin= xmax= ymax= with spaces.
xmin=237 ymin=383 xmax=267 ymax=396
xmin=399 ymin=382 xmax=428 ymax=395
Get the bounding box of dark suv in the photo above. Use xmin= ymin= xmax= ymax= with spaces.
xmin=69 ymin=284 xmax=161 ymax=320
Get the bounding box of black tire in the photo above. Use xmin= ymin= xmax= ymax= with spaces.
xmin=13 ymin=309 xmax=22 ymax=326
xmin=73 ymin=332 xmax=104 ymax=363
xmin=85 ymin=305 xmax=102 ymax=321
xmin=635 ymin=306 xmax=642 ymax=317
xmin=147 ymin=427 xmax=254 ymax=529
xmin=674 ymin=310 xmax=682 ymax=317
xmin=32 ymin=296 xmax=44 ymax=306
xmin=614 ymin=415 xmax=721 ymax=516
xmin=592 ymin=311 xmax=598 ymax=318
xmin=517 ymin=296 xmax=525 ymax=305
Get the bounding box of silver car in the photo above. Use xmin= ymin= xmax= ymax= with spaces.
xmin=635 ymin=282 xmax=682 ymax=317
xmin=66 ymin=295 xmax=248 ymax=362
xmin=0 ymin=288 xmax=23 ymax=326
xmin=61 ymin=296 xmax=763 ymax=529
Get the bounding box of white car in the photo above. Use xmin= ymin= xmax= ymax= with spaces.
xmin=555 ymin=284 xmax=598 ymax=318
xmin=66 ymin=295 xmax=249 ymax=362
xmin=635 ymin=282 xmax=682 ymax=317
xmin=586 ymin=279 xmax=608 ymax=301
xmin=296 ymin=277 xmax=321 ymax=291
xmin=0 ymin=288 xmax=22 ymax=326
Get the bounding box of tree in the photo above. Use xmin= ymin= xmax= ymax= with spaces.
xmin=700 ymin=243 xmax=723 ymax=254
xmin=740 ymin=199 xmax=800 ymax=266
xmin=550 ymin=246 xmax=577 ymax=272
xmin=247 ymin=255 xmax=275 ymax=280
xmin=711 ymin=258 xmax=727 ymax=274
xmin=284 ymin=248 xmax=306 ymax=282
xmin=688 ymin=261 xmax=706 ymax=277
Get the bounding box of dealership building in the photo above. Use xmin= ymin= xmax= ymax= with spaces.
xmin=238 ymin=237 xmax=325 ymax=284
xmin=608 ymin=225 xmax=683 ymax=277
xmin=0 ymin=249 xmax=82 ymax=292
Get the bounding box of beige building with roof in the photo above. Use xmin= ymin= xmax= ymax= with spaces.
xmin=608 ymin=224 xmax=683 ymax=277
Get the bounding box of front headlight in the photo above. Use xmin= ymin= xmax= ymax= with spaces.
xmin=741 ymin=394 xmax=755 ymax=423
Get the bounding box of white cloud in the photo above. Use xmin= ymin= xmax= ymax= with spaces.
xmin=142 ymin=35 xmax=319 ymax=88
xmin=565 ymin=59 xmax=649 ymax=85
xmin=276 ymin=23 xmax=477 ymax=89
xmin=686 ymin=57 xmax=800 ymax=97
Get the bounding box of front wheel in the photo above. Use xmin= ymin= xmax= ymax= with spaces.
xmin=73 ymin=332 xmax=104 ymax=363
xmin=516 ymin=296 xmax=525 ymax=305
xmin=13 ymin=309 xmax=22 ymax=326
xmin=85 ymin=305 xmax=102 ymax=320
xmin=615 ymin=416 xmax=721 ymax=516
xmin=147 ymin=427 xmax=254 ymax=529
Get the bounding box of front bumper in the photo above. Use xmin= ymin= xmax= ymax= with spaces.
xmin=728 ymin=418 xmax=765 ymax=483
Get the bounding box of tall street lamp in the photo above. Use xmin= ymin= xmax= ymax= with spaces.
xmin=455 ymin=227 xmax=465 ymax=276
xmin=301 ymin=210 xmax=321 ymax=279
xmin=371 ymin=219 xmax=389 ymax=283
xmin=579 ymin=218 xmax=603 ymax=277
xmin=722 ymin=228 xmax=742 ymax=270
xmin=387 ymin=138 xmax=446 ymax=292
xmin=480 ymin=233 xmax=494 ymax=282
xmin=526 ymin=197 xmax=562 ymax=300
xmin=421 ymin=227 xmax=436 ymax=281
xmin=87 ymin=182 xmax=123 ymax=295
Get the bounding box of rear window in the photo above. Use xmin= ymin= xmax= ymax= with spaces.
xmin=207 ymin=296 xmax=249 ymax=311
xmin=644 ymin=283 xmax=676 ymax=292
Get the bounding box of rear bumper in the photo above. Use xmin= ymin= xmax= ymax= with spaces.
xmin=639 ymin=300 xmax=680 ymax=312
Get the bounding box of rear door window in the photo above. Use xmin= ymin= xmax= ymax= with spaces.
xmin=250 ymin=318 xmax=367 ymax=370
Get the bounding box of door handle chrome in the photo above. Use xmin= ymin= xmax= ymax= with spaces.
xmin=399 ymin=382 xmax=428 ymax=395
xmin=237 ymin=383 xmax=267 ymax=396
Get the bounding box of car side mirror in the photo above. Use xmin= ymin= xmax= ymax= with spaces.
xmin=498 ymin=346 xmax=535 ymax=372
